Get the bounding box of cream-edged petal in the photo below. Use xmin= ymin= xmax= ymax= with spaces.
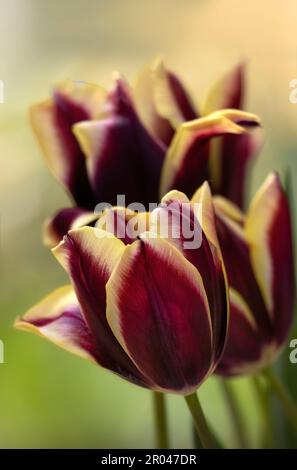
xmin=245 ymin=173 xmax=294 ymax=337
xmin=191 ymin=181 xmax=220 ymax=253
xmin=159 ymin=113 xmax=244 ymax=199
xmin=213 ymin=196 xmax=245 ymax=225
xmin=152 ymin=58 xmax=197 ymax=128
xmin=106 ymin=235 xmax=214 ymax=394
xmin=43 ymin=208 xmax=99 ymax=248
xmin=15 ymin=285 xmax=97 ymax=362
xmin=202 ymin=63 xmax=245 ymax=115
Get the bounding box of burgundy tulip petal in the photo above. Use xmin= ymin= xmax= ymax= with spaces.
xmin=152 ymin=190 xmax=228 ymax=363
xmin=166 ymin=70 xmax=198 ymax=121
xmin=153 ymin=59 xmax=198 ymax=127
xmin=74 ymin=79 xmax=166 ymax=207
xmin=216 ymin=289 xmax=264 ymax=376
xmin=53 ymin=227 xmax=151 ymax=388
xmin=15 ymin=285 xmax=100 ymax=363
xmin=203 ymin=63 xmax=245 ymax=114
xmin=245 ymin=173 xmax=295 ymax=346
xmin=43 ymin=207 xmax=98 ymax=247
xmin=160 ymin=111 xmax=260 ymax=199
xmin=30 ymin=81 xmax=106 ymax=208
xmin=213 ymin=128 xmax=262 ymax=208
xmin=15 ymin=285 xmax=150 ymax=387
xmin=215 ymin=200 xmax=271 ymax=339
xmin=133 ymin=62 xmax=176 ymax=145
xmin=106 ymin=235 xmax=213 ymax=394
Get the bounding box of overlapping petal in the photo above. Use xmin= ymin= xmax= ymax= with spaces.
xmin=94 ymin=206 xmax=149 ymax=244
xmin=216 ymin=289 xmax=264 ymax=376
xmin=245 ymin=173 xmax=294 ymax=345
xmin=106 ymin=235 xmax=213 ymax=394
xmin=216 ymin=173 xmax=295 ymax=375
xmin=209 ymin=125 xmax=262 ymax=208
xmin=160 ymin=110 xmax=260 ymax=201
xmin=52 ymin=227 xmax=151 ymax=387
xmin=151 ymin=59 xmax=197 ymax=128
xmin=30 ymin=81 xmax=106 ymax=207
xmin=202 ymin=63 xmax=245 ymax=114
xmin=43 ymin=207 xmax=98 ymax=247
xmin=74 ymin=78 xmax=166 ymax=207
xmin=150 ymin=188 xmax=228 ymax=363
xmin=17 ymin=180 xmax=230 ymax=392
xmin=133 ymin=62 xmax=176 ymax=145
xmin=33 ymin=61 xmax=262 ymax=243
xmin=15 ymin=285 xmax=99 ymax=362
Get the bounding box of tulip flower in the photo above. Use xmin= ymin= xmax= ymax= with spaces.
xmin=15 ymin=184 xmax=228 ymax=395
xmin=30 ymin=60 xmax=262 ymax=246
xmin=214 ymin=173 xmax=294 ymax=376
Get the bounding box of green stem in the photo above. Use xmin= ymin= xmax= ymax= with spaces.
xmin=152 ymin=392 xmax=169 ymax=449
xmin=251 ymin=375 xmax=274 ymax=448
xmin=220 ymin=379 xmax=248 ymax=448
xmin=263 ymin=368 xmax=297 ymax=432
xmin=192 ymin=424 xmax=203 ymax=448
xmin=185 ymin=392 xmax=216 ymax=449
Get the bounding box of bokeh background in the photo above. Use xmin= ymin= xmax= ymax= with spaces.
xmin=1 ymin=0 xmax=297 ymax=448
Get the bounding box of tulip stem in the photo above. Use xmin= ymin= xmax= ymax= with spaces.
xmin=251 ymin=375 xmax=274 ymax=448
xmin=185 ymin=392 xmax=216 ymax=449
xmin=152 ymin=392 xmax=169 ymax=449
xmin=220 ymin=379 xmax=248 ymax=448
xmin=262 ymin=368 xmax=297 ymax=432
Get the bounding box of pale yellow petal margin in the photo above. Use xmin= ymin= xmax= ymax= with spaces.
xmin=43 ymin=212 xmax=99 ymax=248
xmin=201 ymin=63 xmax=244 ymax=115
xmin=148 ymin=190 xmax=190 ymax=246
xmin=210 ymin=109 xmax=260 ymax=126
xmin=213 ymin=194 xmax=246 ymax=243
xmin=52 ymin=226 xmax=126 ymax=275
xmin=30 ymin=81 xmax=106 ymax=185
xmin=133 ymin=60 xmax=168 ymax=138
xmin=213 ymin=196 xmax=245 ymax=224
xmin=152 ymin=58 xmax=196 ymax=128
xmin=105 ymin=234 xmax=213 ymax=366
xmin=205 ymin=110 xmax=261 ymax=192
xmin=54 ymin=80 xmax=106 ymax=118
xmin=159 ymin=114 xmax=245 ymax=198
xmin=94 ymin=207 xmax=150 ymax=240
xmin=191 ymin=182 xmax=230 ymax=332
xmin=14 ymin=285 xmax=95 ymax=363
xmin=229 ymin=288 xmax=257 ymax=330
xmin=191 ymin=181 xmax=220 ymax=252
xmin=72 ymin=120 xmax=109 ymax=183
xmin=160 ymin=189 xmax=190 ymax=205
xmin=72 ymin=121 xmax=102 ymax=160
xmin=30 ymin=99 xmax=69 ymax=185
xmin=245 ymin=173 xmax=281 ymax=315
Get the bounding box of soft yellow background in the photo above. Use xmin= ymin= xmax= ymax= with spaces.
xmin=1 ymin=0 xmax=297 ymax=448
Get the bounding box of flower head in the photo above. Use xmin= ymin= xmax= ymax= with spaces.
xmin=215 ymin=173 xmax=295 ymax=375
xmin=15 ymin=185 xmax=228 ymax=394
xmin=30 ymin=60 xmax=262 ymax=246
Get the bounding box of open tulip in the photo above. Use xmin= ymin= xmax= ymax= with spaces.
xmin=30 ymin=60 xmax=262 ymax=247
xmin=15 ymin=185 xmax=228 ymax=394
xmin=214 ymin=173 xmax=294 ymax=376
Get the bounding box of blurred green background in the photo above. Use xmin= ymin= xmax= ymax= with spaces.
xmin=1 ymin=0 xmax=297 ymax=448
